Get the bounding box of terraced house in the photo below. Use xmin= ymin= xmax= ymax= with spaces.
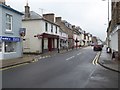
xmin=0 ymin=1 xmax=23 ymax=60
xmin=55 ymin=17 xmax=74 ymax=49
xmin=22 ymin=3 xmax=68 ymax=54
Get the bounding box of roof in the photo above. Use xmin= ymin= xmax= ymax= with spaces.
xmin=22 ymin=11 xmax=59 ymax=26
xmin=0 ymin=4 xmax=23 ymax=15
xmin=22 ymin=11 xmax=43 ymax=20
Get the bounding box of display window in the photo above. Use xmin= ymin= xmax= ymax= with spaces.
xmin=4 ymin=41 xmax=16 ymax=53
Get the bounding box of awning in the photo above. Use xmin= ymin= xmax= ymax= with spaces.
xmin=35 ymin=33 xmax=59 ymax=39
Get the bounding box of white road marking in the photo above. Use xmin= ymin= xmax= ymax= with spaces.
xmin=66 ymin=56 xmax=75 ymax=61
xmin=77 ymin=52 xmax=82 ymax=55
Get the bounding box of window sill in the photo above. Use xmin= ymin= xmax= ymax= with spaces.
xmin=5 ymin=31 xmax=14 ymax=34
xmin=4 ymin=52 xmax=16 ymax=54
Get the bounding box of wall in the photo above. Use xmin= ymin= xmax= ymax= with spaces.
xmin=1 ymin=6 xmax=23 ymax=60
xmin=22 ymin=20 xmax=43 ymax=53
xmin=0 ymin=6 xmax=2 ymax=35
xmin=118 ymin=29 xmax=120 ymax=60
xmin=110 ymin=30 xmax=118 ymax=52
xmin=42 ymin=20 xmax=59 ymax=36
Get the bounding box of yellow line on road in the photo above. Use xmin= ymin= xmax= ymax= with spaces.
xmin=0 ymin=63 xmax=29 ymax=71
xmin=92 ymin=52 xmax=100 ymax=65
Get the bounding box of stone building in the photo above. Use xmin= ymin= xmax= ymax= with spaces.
xmin=55 ymin=17 xmax=74 ymax=49
xmin=107 ymin=0 xmax=120 ymax=60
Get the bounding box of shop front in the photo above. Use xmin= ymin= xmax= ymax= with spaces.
xmin=0 ymin=36 xmax=22 ymax=60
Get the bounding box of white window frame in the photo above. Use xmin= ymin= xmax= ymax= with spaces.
xmin=6 ymin=14 xmax=13 ymax=32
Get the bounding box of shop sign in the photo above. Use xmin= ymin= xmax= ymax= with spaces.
xmin=19 ymin=28 xmax=26 ymax=37
xmin=0 ymin=36 xmax=20 ymax=42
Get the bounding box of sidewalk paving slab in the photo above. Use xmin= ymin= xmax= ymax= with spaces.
xmin=98 ymin=47 xmax=120 ymax=73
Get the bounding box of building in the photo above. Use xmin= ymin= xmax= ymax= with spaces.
xmin=107 ymin=1 xmax=120 ymax=60
xmin=92 ymin=36 xmax=98 ymax=44
xmin=0 ymin=2 xmax=23 ymax=60
xmin=72 ymin=26 xmax=82 ymax=48
xmin=59 ymin=28 xmax=68 ymax=50
xmin=55 ymin=17 xmax=74 ymax=49
xmin=22 ymin=4 xmax=66 ymax=54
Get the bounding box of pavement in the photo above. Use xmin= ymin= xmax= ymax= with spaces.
xmin=98 ymin=47 xmax=120 ymax=73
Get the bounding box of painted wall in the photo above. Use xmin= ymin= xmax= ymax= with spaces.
xmin=0 ymin=6 xmax=2 ymax=35
xmin=22 ymin=20 xmax=43 ymax=53
xmin=22 ymin=19 xmax=60 ymax=53
xmin=0 ymin=6 xmax=23 ymax=60
xmin=110 ymin=31 xmax=118 ymax=52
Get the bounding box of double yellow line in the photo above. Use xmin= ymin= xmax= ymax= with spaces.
xmin=0 ymin=63 xmax=29 ymax=71
xmin=92 ymin=52 xmax=101 ymax=65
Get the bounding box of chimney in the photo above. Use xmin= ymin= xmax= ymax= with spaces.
xmin=25 ymin=2 xmax=30 ymax=18
xmin=0 ymin=0 xmax=5 ymax=4
xmin=55 ymin=17 xmax=61 ymax=23
xmin=43 ymin=13 xmax=55 ymax=22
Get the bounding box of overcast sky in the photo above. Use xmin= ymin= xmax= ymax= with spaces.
xmin=6 ymin=0 xmax=111 ymax=41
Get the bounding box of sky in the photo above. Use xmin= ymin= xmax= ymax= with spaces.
xmin=6 ymin=0 xmax=111 ymax=41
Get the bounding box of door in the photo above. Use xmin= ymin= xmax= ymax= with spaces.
xmin=48 ymin=38 xmax=52 ymax=51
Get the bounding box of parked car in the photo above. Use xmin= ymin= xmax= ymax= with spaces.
xmin=93 ymin=44 xmax=103 ymax=51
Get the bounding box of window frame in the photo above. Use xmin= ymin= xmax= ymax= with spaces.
xmin=6 ymin=14 xmax=13 ymax=32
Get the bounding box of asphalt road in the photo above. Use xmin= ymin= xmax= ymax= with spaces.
xmin=2 ymin=47 xmax=119 ymax=88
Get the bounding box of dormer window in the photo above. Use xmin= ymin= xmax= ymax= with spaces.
xmin=6 ymin=14 xmax=12 ymax=32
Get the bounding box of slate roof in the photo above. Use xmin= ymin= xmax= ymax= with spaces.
xmin=22 ymin=11 xmax=43 ymax=20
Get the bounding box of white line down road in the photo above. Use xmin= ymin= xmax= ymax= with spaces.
xmin=66 ymin=56 xmax=75 ymax=61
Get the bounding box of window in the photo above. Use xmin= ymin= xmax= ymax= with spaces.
xmin=6 ymin=14 xmax=12 ymax=31
xmin=0 ymin=42 xmax=2 ymax=52
xmin=45 ymin=22 xmax=48 ymax=32
xmin=5 ymin=42 xmax=16 ymax=52
xmin=51 ymin=24 xmax=53 ymax=32
xmin=56 ymin=26 xmax=57 ymax=34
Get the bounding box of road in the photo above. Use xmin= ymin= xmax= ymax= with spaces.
xmin=2 ymin=47 xmax=118 ymax=88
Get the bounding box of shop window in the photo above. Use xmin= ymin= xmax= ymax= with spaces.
xmin=6 ymin=14 xmax=12 ymax=31
xmin=5 ymin=42 xmax=16 ymax=52
xmin=0 ymin=42 xmax=2 ymax=52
